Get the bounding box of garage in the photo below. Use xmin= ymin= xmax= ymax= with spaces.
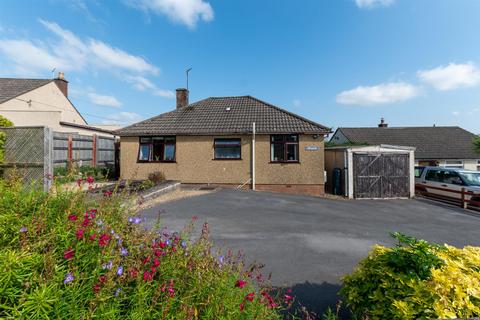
xmin=325 ymin=145 xmax=415 ymax=199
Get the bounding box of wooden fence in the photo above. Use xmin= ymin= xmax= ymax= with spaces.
xmin=416 ymin=184 xmax=480 ymax=212
xmin=0 ymin=126 xmax=116 ymax=190
xmin=52 ymin=132 xmax=115 ymax=168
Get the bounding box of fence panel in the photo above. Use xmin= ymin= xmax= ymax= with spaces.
xmin=0 ymin=126 xmax=53 ymax=191
xmin=97 ymin=136 xmax=115 ymax=167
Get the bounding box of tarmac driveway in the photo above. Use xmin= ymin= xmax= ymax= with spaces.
xmin=140 ymin=188 xmax=480 ymax=316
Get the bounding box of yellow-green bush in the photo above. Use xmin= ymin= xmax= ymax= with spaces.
xmin=0 ymin=115 xmax=14 ymax=164
xmin=341 ymin=233 xmax=480 ymax=319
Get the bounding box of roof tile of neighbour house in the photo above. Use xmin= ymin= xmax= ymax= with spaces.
xmin=336 ymin=126 xmax=479 ymax=159
xmin=117 ymin=96 xmax=331 ymax=136
xmin=0 ymin=78 xmax=53 ymax=104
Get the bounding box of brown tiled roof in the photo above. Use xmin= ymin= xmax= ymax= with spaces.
xmin=117 ymin=96 xmax=331 ymax=136
xmin=336 ymin=126 xmax=479 ymax=159
xmin=0 ymin=78 xmax=53 ymax=104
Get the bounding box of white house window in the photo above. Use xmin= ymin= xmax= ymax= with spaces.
xmin=477 ymin=160 xmax=480 ymax=171
xmin=444 ymin=160 xmax=464 ymax=169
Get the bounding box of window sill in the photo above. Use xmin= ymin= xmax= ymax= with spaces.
xmin=269 ymin=161 xmax=300 ymax=164
xmin=212 ymin=158 xmax=243 ymax=161
xmin=137 ymin=161 xmax=177 ymax=164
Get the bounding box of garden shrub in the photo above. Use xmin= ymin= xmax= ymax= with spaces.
xmin=0 ymin=115 xmax=14 ymax=165
xmin=148 ymin=171 xmax=166 ymax=184
xmin=0 ymin=178 xmax=289 ymax=319
xmin=341 ymin=232 xmax=480 ymax=319
xmin=53 ymin=165 xmax=113 ymax=183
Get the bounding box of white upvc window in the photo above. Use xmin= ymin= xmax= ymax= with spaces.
xmin=444 ymin=160 xmax=464 ymax=169
xmin=477 ymin=160 xmax=480 ymax=171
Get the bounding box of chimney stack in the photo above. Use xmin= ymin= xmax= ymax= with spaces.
xmin=378 ymin=117 xmax=388 ymax=128
xmin=54 ymin=71 xmax=68 ymax=98
xmin=176 ymin=88 xmax=189 ymax=109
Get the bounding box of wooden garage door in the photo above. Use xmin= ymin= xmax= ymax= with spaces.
xmin=353 ymin=153 xmax=410 ymax=199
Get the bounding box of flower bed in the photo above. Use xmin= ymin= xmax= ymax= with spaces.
xmin=0 ymin=178 xmax=291 ymax=319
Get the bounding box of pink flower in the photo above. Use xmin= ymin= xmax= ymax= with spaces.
xmin=68 ymin=214 xmax=78 ymax=221
xmin=75 ymin=228 xmax=85 ymax=240
xmin=87 ymin=176 xmax=94 ymax=184
xmin=98 ymin=233 xmax=110 ymax=247
xmin=89 ymin=233 xmax=97 ymax=241
xmin=239 ymin=302 xmax=245 ymax=312
xmin=77 ymin=179 xmax=83 ymax=187
xmin=245 ymin=292 xmax=255 ymax=302
xmin=284 ymin=294 xmax=294 ymax=303
xmin=103 ymin=190 xmax=112 ymax=197
xmin=99 ymin=275 xmax=107 ymax=283
xmin=93 ymin=283 xmax=101 ymax=293
xmin=235 ymin=280 xmax=247 ymax=288
xmin=143 ymin=271 xmax=153 ymax=282
xmin=129 ymin=268 xmax=138 ymax=279
xmin=82 ymin=218 xmax=91 ymax=227
xmin=153 ymin=258 xmax=160 ymax=267
xmin=64 ymin=248 xmax=75 ymax=260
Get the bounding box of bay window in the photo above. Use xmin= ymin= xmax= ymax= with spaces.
xmin=138 ymin=136 xmax=176 ymax=162
xmin=270 ymin=134 xmax=299 ymax=162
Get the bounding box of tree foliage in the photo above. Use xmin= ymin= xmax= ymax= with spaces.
xmin=0 ymin=115 xmax=14 ymax=164
xmin=474 ymin=136 xmax=480 ymax=154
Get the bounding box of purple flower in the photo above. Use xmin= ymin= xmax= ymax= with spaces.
xmin=117 ymin=239 xmax=123 ymax=247
xmin=19 ymin=226 xmax=27 ymax=233
xmin=120 ymin=247 xmax=128 ymax=256
xmin=128 ymin=217 xmax=142 ymax=224
xmin=96 ymin=219 xmax=104 ymax=226
xmin=116 ymin=266 xmax=123 ymax=276
xmin=102 ymin=260 xmax=113 ymax=270
xmin=64 ymin=273 xmax=74 ymax=284
xmin=181 ymin=241 xmax=187 ymax=248
xmin=219 ymin=255 xmax=225 ymax=265
xmin=166 ymin=239 xmax=171 ymax=246
xmin=115 ymin=288 xmax=122 ymax=296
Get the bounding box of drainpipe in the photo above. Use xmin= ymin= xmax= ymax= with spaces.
xmin=252 ymin=122 xmax=256 ymax=190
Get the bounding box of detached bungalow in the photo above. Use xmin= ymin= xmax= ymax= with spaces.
xmin=117 ymin=89 xmax=331 ymax=196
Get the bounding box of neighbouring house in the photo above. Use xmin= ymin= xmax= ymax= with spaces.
xmin=116 ymin=89 xmax=331 ymax=196
xmin=0 ymin=73 xmax=118 ymax=136
xmin=330 ymin=118 xmax=480 ymax=171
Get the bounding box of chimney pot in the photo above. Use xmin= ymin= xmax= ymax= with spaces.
xmin=176 ymin=88 xmax=189 ymax=109
xmin=378 ymin=117 xmax=388 ymax=128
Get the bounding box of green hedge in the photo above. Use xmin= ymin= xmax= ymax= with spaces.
xmin=341 ymin=233 xmax=480 ymax=319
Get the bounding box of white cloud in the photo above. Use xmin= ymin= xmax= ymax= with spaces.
xmin=103 ymin=111 xmax=143 ymax=125
xmin=88 ymin=93 xmax=123 ymax=108
xmin=293 ymin=99 xmax=301 ymax=107
xmin=0 ymin=19 xmax=158 ymax=77
xmin=126 ymin=0 xmax=214 ymax=28
xmin=355 ymin=0 xmax=395 ymax=9
xmin=0 ymin=20 xmax=173 ymax=97
xmin=417 ymin=62 xmax=480 ymax=91
xmin=124 ymin=75 xmax=174 ymax=98
xmin=452 ymin=111 xmax=460 ymax=116
xmin=336 ymin=82 xmax=419 ymax=106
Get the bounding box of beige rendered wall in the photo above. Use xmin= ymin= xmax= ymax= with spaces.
xmin=120 ymin=134 xmax=325 ymax=186
xmin=0 ymin=82 xmax=86 ymax=129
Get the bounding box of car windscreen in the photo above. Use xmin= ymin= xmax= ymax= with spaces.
xmin=459 ymin=172 xmax=480 ymax=186
xmin=414 ymin=167 xmax=424 ymax=178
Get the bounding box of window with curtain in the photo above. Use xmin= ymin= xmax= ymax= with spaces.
xmin=214 ymin=138 xmax=241 ymax=160
xmin=270 ymin=134 xmax=299 ymax=162
xmin=138 ymin=136 xmax=176 ymax=162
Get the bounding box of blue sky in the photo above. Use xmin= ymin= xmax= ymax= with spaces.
xmin=1 ymin=0 xmax=480 ymax=134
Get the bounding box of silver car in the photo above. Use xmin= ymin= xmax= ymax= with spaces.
xmin=415 ymin=166 xmax=480 ymax=207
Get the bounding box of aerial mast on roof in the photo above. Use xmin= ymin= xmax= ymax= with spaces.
xmin=186 ymin=68 xmax=192 ymax=91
